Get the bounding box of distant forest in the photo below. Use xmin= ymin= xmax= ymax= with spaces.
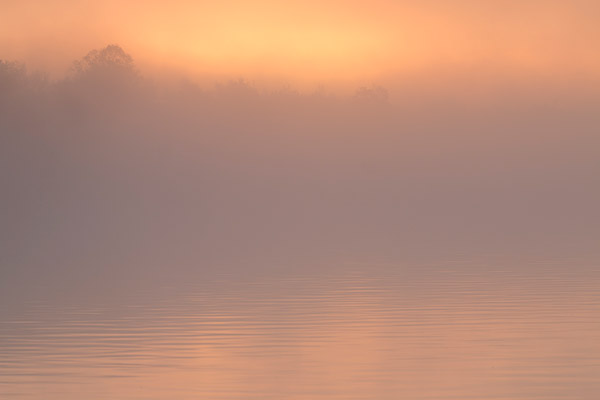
xmin=0 ymin=45 xmax=390 ymax=112
xmin=1 ymin=45 xmax=599 ymax=297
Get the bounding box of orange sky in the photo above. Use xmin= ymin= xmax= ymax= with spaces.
xmin=1 ymin=0 xmax=599 ymax=86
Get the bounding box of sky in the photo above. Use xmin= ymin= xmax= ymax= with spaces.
xmin=2 ymin=0 xmax=600 ymax=86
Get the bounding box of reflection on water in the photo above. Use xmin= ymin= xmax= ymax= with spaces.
xmin=1 ymin=262 xmax=599 ymax=399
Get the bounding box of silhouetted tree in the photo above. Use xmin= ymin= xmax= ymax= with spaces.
xmin=354 ymin=85 xmax=389 ymax=106
xmin=72 ymin=45 xmax=138 ymax=80
xmin=0 ymin=60 xmax=27 ymax=92
xmin=63 ymin=45 xmax=143 ymax=113
xmin=0 ymin=60 xmax=48 ymax=114
xmin=214 ymin=79 xmax=258 ymax=101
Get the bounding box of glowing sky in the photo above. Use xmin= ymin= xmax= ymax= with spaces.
xmin=1 ymin=0 xmax=599 ymax=84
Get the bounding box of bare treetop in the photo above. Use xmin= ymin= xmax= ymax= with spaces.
xmin=72 ymin=45 xmax=138 ymax=79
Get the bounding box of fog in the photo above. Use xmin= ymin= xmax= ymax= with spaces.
xmin=2 ymin=45 xmax=599 ymax=304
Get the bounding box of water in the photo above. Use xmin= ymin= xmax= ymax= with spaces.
xmin=1 ymin=261 xmax=599 ymax=399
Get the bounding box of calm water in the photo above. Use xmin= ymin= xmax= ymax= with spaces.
xmin=1 ymin=261 xmax=599 ymax=399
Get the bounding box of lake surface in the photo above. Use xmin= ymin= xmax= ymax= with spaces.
xmin=1 ymin=260 xmax=599 ymax=399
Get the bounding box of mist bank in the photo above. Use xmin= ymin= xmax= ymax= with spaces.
xmin=1 ymin=46 xmax=599 ymax=301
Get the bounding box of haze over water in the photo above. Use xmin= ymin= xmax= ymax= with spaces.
xmin=2 ymin=261 xmax=600 ymax=400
